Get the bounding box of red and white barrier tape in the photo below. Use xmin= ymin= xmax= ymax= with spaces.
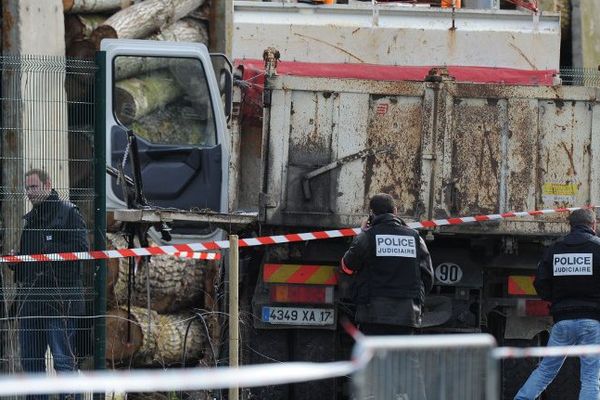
xmin=0 ymin=206 xmax=587 ymax=263
xmin=494 ymin=344 xmax=600 ymax=359
xmin=173 ymin=252 xmax=221 ymax=260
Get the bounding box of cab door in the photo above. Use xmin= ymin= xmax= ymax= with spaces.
xmin=99 ymin=39 xmax=229 ymax=215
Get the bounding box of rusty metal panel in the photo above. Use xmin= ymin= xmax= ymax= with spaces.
xmin=364 ymin=95 xmax=424 ymax=218
xmin=537 ymin=100 xmax=593 ymax=208
xmin=436 ymin=85 xmax=597 ymax=236
xmin=262 ymin=74 xmax=599 ymax=234
xmin=332 ymin=92 xmax=370 ymax=220
xmin=446 ymin=97 xmax=506 ymax=216
xmin=505 ymin=98 xmax=538 ymax=213
xmin=264 ymin=75 xmax=426 ymax=227
xmin=284 ymin=89 xmax=336 ymax=214
xmin=591 ymin=103 xmax=600 ymax=206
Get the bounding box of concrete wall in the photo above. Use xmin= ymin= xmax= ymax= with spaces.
xmin=1 ymin=0 xmax=68 ymax=253
xmin=2 ymin=0 xmax=65 ymax=56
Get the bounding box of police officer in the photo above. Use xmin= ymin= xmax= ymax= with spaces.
xmin=515 ymin=208 xmax=600 ymax=399
xmin=340 ymin=193 xmax=434 ymax=335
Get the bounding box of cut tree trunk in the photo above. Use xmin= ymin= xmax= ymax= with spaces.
xmin=89 ymin=0 xmax=205 ymax=47
xmin=106 ymin=306 xmax=205 ymax=367
xmin=129 ymin=101 xmax=208 ymax=145
xmin=63 ymin=0 xmax=132 ymax=14
xmin=65 ymin=14 xmax=106 ymax=49
xmin=106 ymin=308 xmax=146 ymax=365
xmin=106 ymin=233 xmax=208 ymax=314
xmin=154 ymin=17 xmax=208 ymax=43
xmin=114 ymin=18 xmax=208 ymax=80
xmin=114 ymin=70 xmax=183 ymax=124
xmin=188 ymin=2 xmax=210 ymax=20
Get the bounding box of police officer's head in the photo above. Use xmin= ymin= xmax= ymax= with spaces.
xmin=568 ymin=208 xmax=596 ymax=230
xmin=369 ymin=193 xmax=397 ymax=216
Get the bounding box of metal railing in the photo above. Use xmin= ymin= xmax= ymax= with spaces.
xmin=0 ymin=54 xmax=101 ymax=396
xmin=559 ymin=68 xmax=600 ymax=87
xmin=353 ymin=334 xmax=498 ymax=400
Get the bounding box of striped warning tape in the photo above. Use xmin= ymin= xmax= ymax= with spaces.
xmin=173 ymin=252 xmax=221 ymax=260
xmin=263 ymin=264 xmax=338 ymax=285
xmin=0 ymin=206 xmax=587 ymax=263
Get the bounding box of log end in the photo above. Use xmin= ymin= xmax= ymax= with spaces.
xmin=114 ymin=86 xmax=136 ymax=125
xmin=106 ymin=308 xmax=144 ymax=363
xmin=66 ymin=39 xmax=97 ymax=60
xmin=90 ymin=24 xmax=118 ymax=50
xmin=63 ymin=0 xmax=74 ymax=13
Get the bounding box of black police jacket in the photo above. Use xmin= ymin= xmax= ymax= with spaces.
xmin=17 ymin=190 xmax=89 ymax=289
xmin=341 ymin=213 xmax=434 ymax=327
xmin=534 ymin=225 xmax=600 ymax=322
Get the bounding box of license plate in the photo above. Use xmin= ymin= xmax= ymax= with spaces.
xmin=261 ymin=306 xmax=335 ymax=326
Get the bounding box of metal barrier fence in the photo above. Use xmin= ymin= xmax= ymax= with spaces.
xmin=353 ymin=334 xmax=498 ymax=400
xmin=559 ymin=68 xmax=600 ymax=87
xmin=0 ymin=332 xmax=596 ymax=399
xmin=0 ymin=55 xmax=101 ymax=394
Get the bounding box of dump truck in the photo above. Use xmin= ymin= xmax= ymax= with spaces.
xmin=101 ymin=2 xmax=599 ymax=399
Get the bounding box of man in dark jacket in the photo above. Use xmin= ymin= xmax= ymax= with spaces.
xmin=514 ymin=208 xmax=600 ymax=400
xmin=340 ymin=193 xmax=434 ymax=335
xmin=17 ymin=169 xmax=88 ymax=399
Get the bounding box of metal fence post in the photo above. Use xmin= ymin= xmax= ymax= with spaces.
xmin=229 ymin=235 xmax=240 ymax=400
xmin=94 ymin=51 xmax=107 ymax=376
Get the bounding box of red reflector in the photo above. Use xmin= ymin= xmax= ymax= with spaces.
xmin=269 ymin=285 xmax=333 ymax=304
xmin=525 ymin=300 xmax=550 ymax=316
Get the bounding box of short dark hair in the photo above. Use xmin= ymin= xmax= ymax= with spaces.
xmin=369 ymin=193 xmax=396 ymax=215
xmin=568 ymin=208 xmax=596 ymax=227
xmin=25 ymin=168 xmax=50 ymax=184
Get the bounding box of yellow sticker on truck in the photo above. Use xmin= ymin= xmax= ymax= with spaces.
xmin=542 ymin=183 xmax=578 ymax=203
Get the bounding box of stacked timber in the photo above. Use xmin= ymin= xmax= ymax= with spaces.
xmin=106 ymin=233 xmax=208 ymax=314
xmin=105 ymin=233 xmax=220 ymax=367
xmin=64 ymin=0 xmax=210 ymax=143
xmin=64 ymin=0 xmax=216 ymax=371
xmin=106 ymin=306 xmax=206 ymax=367
xmin=65 ymin=0 xmax=208 ymax=58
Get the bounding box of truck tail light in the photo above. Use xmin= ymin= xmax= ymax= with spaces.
xmin=517 ymin=299 xmax=550 ymax=316
xmin=269 ymin=285 xmax=334 ymax=304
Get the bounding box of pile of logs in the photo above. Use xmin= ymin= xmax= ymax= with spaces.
xmin=65 ymin=0 xmax=209 ymax=59
xmin=105 ymin=232 xmax=221 ymax=368
xmin=65 ymin=0 xmax=210 ymax=134
xmin=64 ymin=0 xmax=219 ymax=370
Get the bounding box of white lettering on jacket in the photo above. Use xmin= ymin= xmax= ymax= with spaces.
xmin=375 ymin=235 xmax=416 ymax=258
xmin=553 ymin=253 xmax=593 ymax=276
